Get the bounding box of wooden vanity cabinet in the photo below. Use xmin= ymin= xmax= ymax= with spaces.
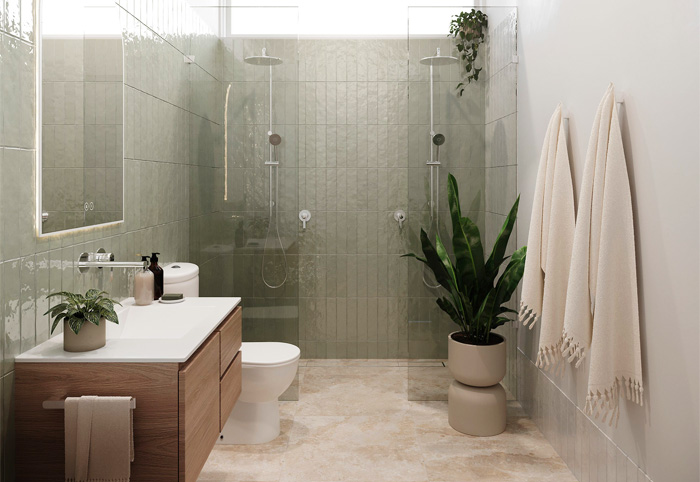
xmin=15 ymin=305 xmax=242 ymax=482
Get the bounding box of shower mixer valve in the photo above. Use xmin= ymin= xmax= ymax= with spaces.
xmin=394 ymin=210 xmax=406 ymax=229
xmin=299 ymin=210 xmax=311 ymax=230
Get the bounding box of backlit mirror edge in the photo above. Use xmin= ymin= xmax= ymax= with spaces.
xmin=35 ymin=0 xmax=126 ymax=237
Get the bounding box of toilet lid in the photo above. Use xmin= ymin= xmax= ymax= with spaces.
xmin=241 ymin=342 xmax=300 ymax=367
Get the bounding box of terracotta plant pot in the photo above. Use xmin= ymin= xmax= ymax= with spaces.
xmin=447 ymin=331 xmax=506 ymax=387
xmin=63 ymin=318 xmax=106 ymax=352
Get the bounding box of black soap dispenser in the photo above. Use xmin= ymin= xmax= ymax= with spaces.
xmin=149 ymin=252 xmax=164 ymax=300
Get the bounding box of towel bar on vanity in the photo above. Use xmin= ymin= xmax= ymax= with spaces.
xmin=42 ymin=398 xmax=136 ymax=410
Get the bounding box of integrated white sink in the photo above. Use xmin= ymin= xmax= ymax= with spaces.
xmin=109 ymin=302 xmax=219 ymax=340
xmin=17 ymin=297 xmax=241 ymax=363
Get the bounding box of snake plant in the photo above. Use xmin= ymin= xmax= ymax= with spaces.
xmin=403 ymin=173 xmax=526 ymax=345
xmin=45 ymin=289 xmax=121 ymax=335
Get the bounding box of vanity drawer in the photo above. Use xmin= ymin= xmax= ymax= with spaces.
xmin=217 ymin=306 xmax=242 ymax=377
xmin=219 ymin=351 xmax=242 ymax=432
xmin=179 ymin=333 xmax=220 ymax=482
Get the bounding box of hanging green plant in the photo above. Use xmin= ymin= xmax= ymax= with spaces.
xmin=449 ymin=9 xmax=488 ymax=96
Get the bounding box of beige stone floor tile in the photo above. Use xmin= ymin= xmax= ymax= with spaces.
xmin=287 ymin=413 xmax=418 ymax=448
xmin=410 ymin=400 xmax=576 ymax=482
xmin=281 ymin=416 xmax=428 ymax=482
xmin=296 ymin=367 xmax=410 ymax=416
xmin=408 ymin=366 xmax=452 ymax=401
xmin=421 ymin=451 xmax=576 ymax=482
xmin=200 ymin=366 xmax=575 ymax=482
xmin=199 ymin=450 xmax=285 ymax=481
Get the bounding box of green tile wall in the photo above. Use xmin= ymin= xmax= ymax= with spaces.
xmin=0 ymin=0 xmax=223 ymax=477
xmin=220 ymin=36 xmax=488 ymax=360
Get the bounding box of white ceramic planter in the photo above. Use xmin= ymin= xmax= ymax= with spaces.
xmin=447 ymin=331 xmax=506 ymax=387
xmin=63 ymin=318 xmax=106 ymax=352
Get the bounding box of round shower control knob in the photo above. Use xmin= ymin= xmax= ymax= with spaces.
xmin=299 ymin=210 xmax=311 ymax=229
xmin=394 ymin=210 xmax=406 ymax=229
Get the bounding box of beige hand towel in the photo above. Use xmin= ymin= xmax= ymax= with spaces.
xmin=65 ymin=396 xmax=134 ymax=482
xmin=519 ymin=104 xmax=576 ymax=371
xmin=561 ymin=84 xmax=643 ymax=425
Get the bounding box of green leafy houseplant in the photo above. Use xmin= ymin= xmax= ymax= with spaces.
xmin=45 ymin=289 xmax=121 ymax=335
xmin=449 ymin=9 xmax=488 ymax=96
xmin=403 ymin=174 xmax=526 ymax=345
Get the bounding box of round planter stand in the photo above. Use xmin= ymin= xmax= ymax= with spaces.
xmin=447 ymin=332 xmax=507 ymax=437
xmin=448 ymin=380 xmax=506 ymax=436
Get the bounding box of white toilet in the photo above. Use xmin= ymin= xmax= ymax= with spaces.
xmin=164 ymin=263 xmax=300 ymax=445
xmin=219 ymin=341 xmax=300 ymax=445
xmin=163 ymin=262 xmax=199 ymax=297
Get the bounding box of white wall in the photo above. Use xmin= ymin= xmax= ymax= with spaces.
xmin=517 ymin=0 xmax=700 ymax=480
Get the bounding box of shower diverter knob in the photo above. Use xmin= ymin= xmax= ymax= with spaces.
xmin=299 ymin=210 xmax=311 ymax=229
xmin=394 ymin=210 xmax=406 ymax=229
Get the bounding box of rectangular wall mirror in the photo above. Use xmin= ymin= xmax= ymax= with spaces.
xmin=38 ymin=0 xmax=124 ymax=234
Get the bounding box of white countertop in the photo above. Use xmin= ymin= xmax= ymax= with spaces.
xmin=16 ymin=297 xmax=241 ymax=363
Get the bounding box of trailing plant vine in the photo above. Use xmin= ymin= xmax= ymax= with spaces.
xmin=449 ymin=9 xmax=488 ymax=96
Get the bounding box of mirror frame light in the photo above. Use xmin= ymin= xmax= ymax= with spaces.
xmin=36 ymin=0 xmax=126 ymax=236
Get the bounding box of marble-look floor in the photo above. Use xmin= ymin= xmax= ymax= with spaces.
xmin=199 ymin=360 xmax=577 ymax=482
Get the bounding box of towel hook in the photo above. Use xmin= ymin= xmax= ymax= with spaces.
xmin=561 ymin=99 xmax=624 ymax=125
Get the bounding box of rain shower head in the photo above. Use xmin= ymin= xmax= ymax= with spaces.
xmin=244 ymin=47 xmax=283 ymax=66
xmin=432 ymin=133 xmax=445 ymax=146
xmin=420 ymin=47 xmax=458 ymax=66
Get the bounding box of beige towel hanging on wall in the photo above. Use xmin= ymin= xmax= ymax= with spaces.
xmin=561 ymin=84 xmax=643 ymax=425
xmin=519 ymin=104 xmax=576 ymax=371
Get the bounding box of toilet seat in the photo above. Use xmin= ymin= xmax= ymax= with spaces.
xmin=241 ymin=342 xmax=300 ymax=368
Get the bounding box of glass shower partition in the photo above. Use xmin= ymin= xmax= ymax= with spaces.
xmin=221 ymin=7 xmax=301 ymax=400
xmin=406 ymin=6 xmax=518 ymax=400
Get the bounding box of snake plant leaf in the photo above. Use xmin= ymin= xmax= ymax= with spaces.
xmin=436 ymin=297 xmax=463 ymax=327
xmin=480 ymin=246 xmax=527 ymax=328
xmin=490 ymin=317 xmax=512 ymax=330
xmin=434 ymin=233 xmax=470 ymax=318
xmin=485 ymin=195 xmax=520 ymax=283
xmin=460 ymin=217 xmax=485 ymax=288
xmin=497 ymin=306 xmax=518 ymax=315
xmin=495 ymin=246 xmax=527 ymax=305
xmin=447 ymin=174 xmax=484 ymax=294
xmin=417 ymin=229 xmax=453 ymax=290
xmin=403 ymin=173 xmax=526 ymax=345
xmin=401 ymin=253 xmax=428 ymax=264
xmin=435 ymin=232 xmax=459 ymax=289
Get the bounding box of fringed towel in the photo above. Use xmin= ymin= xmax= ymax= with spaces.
xmin=561 ymin=84 xmax=643 ymax=425
xmin=519 ymin=104 xmax=575 ymax=371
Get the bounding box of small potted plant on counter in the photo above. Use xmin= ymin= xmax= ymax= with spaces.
xmin=45 ymin=289 xmax=121 ymax=352
xmin=403 ymin=173 xmax=526 ymax=388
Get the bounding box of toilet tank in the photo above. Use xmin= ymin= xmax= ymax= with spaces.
xmin=163 ymin=263 xmax=199 ymax=297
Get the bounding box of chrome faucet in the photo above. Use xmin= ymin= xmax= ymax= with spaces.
xmin=77 ymin=249 xmax=145 ymax=273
